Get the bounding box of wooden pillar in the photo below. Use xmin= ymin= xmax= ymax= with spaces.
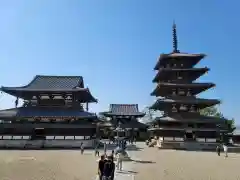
xmin=96 ymin=123 xmax=100 ymax=138
xmin=86 ymin=103 xmax=89 ymax=111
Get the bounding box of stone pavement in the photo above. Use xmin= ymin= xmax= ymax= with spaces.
xmin=95 ymin=142 xmax=146 ymax=180
xmin=114 ymin=162 xmax=135 ymax=180
xmin=114 ymin=143 xmax=144 ymax=180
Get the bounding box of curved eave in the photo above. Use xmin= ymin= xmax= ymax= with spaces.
xmin=154 ymin=53 xmax=206 ymax=70
xmin=0 ymin=123 xmax=97 ymax=129
xmin=119 ymin=121 xmax=147 ymax=129
xmin=0 ymin=107 xmax=98 ymax=119
xmin=152 ymin=67 xmax=209 ymax=83
xmin=100 ymin=111 xmax=145 ymax=118
xmin=1 ymin=86 xmax=90 ymax=93
xmin=1 ymin=87 xmax=97 ymax=103
xmin=153 ymin=115 xmax=227 ymax=124
xmin=82 ymin=88 xmax=98 ymax=103
xmin=98 ymin=121 xmax=114 ymax=128
xmin=151 ymin=82 xmax=215 ymax=96
xmin=148 ymin=127 xmax=228 ymax=132
xmin=150 ymin=98 xmax=220 ymax=110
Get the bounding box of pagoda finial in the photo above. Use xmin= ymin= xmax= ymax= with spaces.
xmin=172 ymin=21 xmax=179 ymax=53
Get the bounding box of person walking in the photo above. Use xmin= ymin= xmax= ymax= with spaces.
xmin=223 ymin=144 xmax=228 ymax=157
xmin=80 ymin=142 xmax=84 ymax=154
xmin=95 ymin=143 xmax=100 ymax=157
xmin=104 ymin=142 xmax=107 ymax=156
xmin=110 ymin=156 xmax=115 ymax=180
xmin=95 ymin=148 xmax=100 ymax=157
xmin=111 ymin=150 xmax=115 ymax=159
xmin=98 ymin=155 xmax=106 ymax=180
xmin=216 ymin=144 xmax=221 ymax=156
xmin=103 ymin=156 xmax=115 ymax=180
xmin=116 ymin=152 xmax=123 ymax=171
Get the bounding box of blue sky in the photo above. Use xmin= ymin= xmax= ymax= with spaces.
xmin=0 ymin=1 xmax=239 ymax=124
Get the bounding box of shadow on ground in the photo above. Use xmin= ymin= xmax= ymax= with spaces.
xmin=132 ymin=159 xmax=156 ymax=164
xmin=126 ymin=144 xmax=143 ymax=151
xmin=117 ymin=170 xmax=138 ymax=175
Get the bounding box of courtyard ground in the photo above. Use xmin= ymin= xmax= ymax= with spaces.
xmin=0 ymin=142 xmax=239 ymax=180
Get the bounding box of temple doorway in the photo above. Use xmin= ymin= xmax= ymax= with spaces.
xmin=184 ymin=130 xmax=195 ymax=141
xmin=31 ymin=128 xmax=46 ymax=140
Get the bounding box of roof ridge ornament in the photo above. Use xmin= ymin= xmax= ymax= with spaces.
xmin=172 ymin=21 xmax=180 ymax=53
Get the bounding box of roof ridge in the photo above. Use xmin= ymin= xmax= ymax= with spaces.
xmin=35 ymin=75 xmax=83 ymax=78
xmin=110 ymin=104 xmax=138 ymax=106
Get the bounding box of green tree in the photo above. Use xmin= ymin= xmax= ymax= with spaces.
xmin=200 ymin=106 xmax=222 ymax=117
xmin=225 ymin=118 xmax=236 ymax=133
xmin=141 ymin=106 xmax=163 ymax=123
xmin=200 ymin=106 xmax=236 ymax=133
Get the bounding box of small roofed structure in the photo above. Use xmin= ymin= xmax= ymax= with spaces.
xmin=231 ymin=127 xmax=240 ymax=145
xmin=0 ymin=75 xmax=98 ymax=149
xmin=101 ymin=104 xmax=145 ymax=118
xmin=99 ymin=104 xmax=147 ymax=140
xmin=148 ymin=23 xmax=228 ymax=150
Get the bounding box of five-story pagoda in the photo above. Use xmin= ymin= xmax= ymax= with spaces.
xmin=148 ymin=23 xmax=228 ymax=150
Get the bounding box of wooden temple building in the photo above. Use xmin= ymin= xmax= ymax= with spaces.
xmin=99 ymin=104 xmax=147 ymax=140
xmin=148 ymin=23 xmax=228 ymax=150
xmin=231 ymin=127 xmax=240 ymax=144
xmin=0 ymin=75 xmax=98 ymax=149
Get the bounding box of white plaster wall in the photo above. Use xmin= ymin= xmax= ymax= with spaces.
xmin=196 ymin=138 xmax=205 ymax=142
xmin=25 ymin=140 xmax=43 ymax=148
xmin=206 ymin=138 xmax=217 ymax=143
xmin=2 ymin=140 xmax=27 ymax=148
xmin=44 ymin=140 xmax=94 ymax=148
xmin=0 ymin=140 xmax=95 ymax=148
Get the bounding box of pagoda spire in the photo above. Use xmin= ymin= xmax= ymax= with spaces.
xmin=172 ymin=21 xmax=179 ymax=53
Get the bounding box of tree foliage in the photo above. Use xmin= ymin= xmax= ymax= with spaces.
xmin=200 ymin=106 xmax=236 ymax=133
xmin=141 ymin=107 xmax=162 ymax=123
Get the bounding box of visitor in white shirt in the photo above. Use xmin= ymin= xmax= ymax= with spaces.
xmin=116 ymin=152 xmax=123 ymax=171
xmin=223 ymin=144 xmax=228 ymax=157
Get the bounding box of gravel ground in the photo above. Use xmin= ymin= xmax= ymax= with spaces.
xmin=0 ymin=143 xmax=240 ymax=180
xmin=129 ymin=142 xmax=240 ymax=180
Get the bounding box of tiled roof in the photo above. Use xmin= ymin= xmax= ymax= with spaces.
xmin=98 ymin=118 xmax=147 ymax=129
xmin=117 ymin=119 xmax=147 ymax=129
xmin=150 ymin=97 xmax=220 ymax=110
xmin=4 ymin=75 xmax=84 ymax=90
xmin=0 ymin=107 xmax=96 ymax=119
xmin=110 ymin=104 xmax=139 ymax=114
xmin=154 ymin=114 xmax=227 ymax=123
xmin=101 ymin=104 xmax=145 ymax=117
xmin=154 ymin=52 xmax=206 ymax=70
xmin=0 ymin=75 xmax=97 ymax=102
xmin=160 ymin=52 xmax=206 ymax=59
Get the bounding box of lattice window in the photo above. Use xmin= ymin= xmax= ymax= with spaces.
xmin=178 ymin=89 xmax=185 ymax=95
xmin=187 ymin=90 xmax=192 ymax=96
xmin=179 ymin=104 xmax=188 ymax=111
xmin=172 ymin=104 xmax=177 ymax=112
xmin=172 ymin=89 xmax=177 ymax=95
xmin=190 ymin=105 xmax=196 ymax=112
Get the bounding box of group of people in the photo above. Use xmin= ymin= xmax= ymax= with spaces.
xmin=98 ymin=155 xmax=115 ymax=180
xmin=98 ymin=151 xmax=124 ymax=180
xmin=216 ymin=144 xmax=228 ymax=157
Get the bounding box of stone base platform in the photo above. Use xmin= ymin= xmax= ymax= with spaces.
xmin=0 ymin=139 xmax=96 ymax=149
xmin=157 ymin=141 xmax=218 ymax=151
